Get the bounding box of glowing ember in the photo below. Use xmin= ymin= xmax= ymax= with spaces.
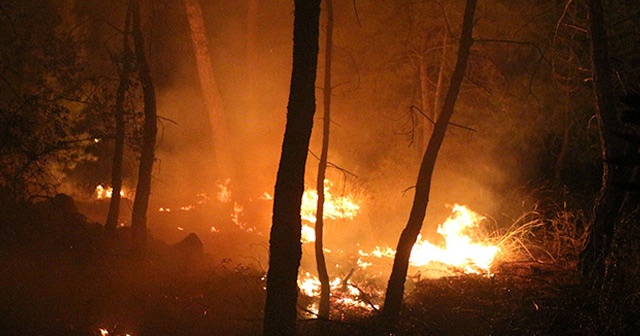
xmin=97 ymin=328 xmax=132 ymax=336
xmin=94 ymin=184 xmax=126 ymax=199
xmin=297 ymin=272 xmax=380 ymax=314
xmin=300 ymin=180 xmax=360 ymax=224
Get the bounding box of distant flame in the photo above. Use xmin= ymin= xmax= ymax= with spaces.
xmin=97 ymin=328 xmax=132 ymax=336
xmin=216 ymin=178 xmax=232 ymax=203
xmin=95 ymin=185 xmax=126 ymax=199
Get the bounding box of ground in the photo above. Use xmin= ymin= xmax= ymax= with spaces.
xmin=0 ymin=195 xmax=603 ymax=336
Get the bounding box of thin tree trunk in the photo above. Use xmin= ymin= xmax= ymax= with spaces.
xmin=381 ymin=0 xmax=477 ymax=328
xmin=182 ymin=0 xmax=230 ymax=175
xmin=578 ymin=0 xmax=627 ymax=287
xmin=106 ymin=5 xmax=132 ymax=233
xmin=315 ymin=0 xmax=333 ymax=321
xmin=418 ymin=35 xmax=432 ymax=150
xmin=263 ymin=0 xmax=321 ymax=335
xmin=433 ymin=26 xmax=448 ymax=115
xmin=130 ymin=0 xmax=158 ymax=244
xmin=246 ymin=0 xmax=259 ymax=114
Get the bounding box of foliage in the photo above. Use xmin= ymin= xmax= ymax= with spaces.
xmin=0 ymin=1 xmax=103 ymax=199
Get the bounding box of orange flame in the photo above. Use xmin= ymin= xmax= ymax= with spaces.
xmin=300 ymin=180 xmax=360 ymax=225
xmin=94 ymin=184 xmax=126 ymax=199
xmin=358 ymin=204 xmax=499 ymax=276
xmin=299 ymin=180 xmax=360 ymax=244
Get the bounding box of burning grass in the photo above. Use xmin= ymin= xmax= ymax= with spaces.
xmin=0 ymin=180 xmax=599 ymax=335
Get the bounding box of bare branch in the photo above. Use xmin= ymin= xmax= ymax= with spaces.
xmin=473 ymin=39 xmax=552 ymax=66
xmin=307 ymin=150 xmax=358 ymax=179
xmin=410 ymin=105 xmax=477 ymax=132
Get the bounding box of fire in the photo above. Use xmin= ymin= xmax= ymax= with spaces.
xmin=216 ymin=178 xmax=232 ymax=203
xmin=297 ymin=272 xmax=379 ymax=315
xmin=300 ymin=180 xmax=360 ymax=224
xmin=97 ymin=328 xmax=132 ymax=336
xmin=301 ymin=224 xmax=316 ymax=244
xmin=299 ymin=180 xmax=360 ymax=243
xmin=94 ymin=184 xmax=126 ymax=199
xmin=358 ymin=204 xmax=499 ymax=276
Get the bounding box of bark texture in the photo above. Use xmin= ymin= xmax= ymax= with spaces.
xmin=263 ymin=0 xmax=321 ymax=334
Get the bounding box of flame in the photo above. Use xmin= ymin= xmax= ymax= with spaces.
xmin=300 ymin=180 xmax=360 ymax=224
xmin=301 ymin=224 xmax=316 ymax=244
xmin=299 ymin=180 xmax=360 ymax=243
xmin=216 ymin=178 xmax=232 ymax=203
xmin=95 ymin=184 xmax=126 ymax=199
xmin=297 ymin=272 xmax=380 ymax=314
xmin=97 ymin=328 xmax=132 ymax=336
xmin=410 ymin=204 xmax=499 ymax=272
xmin=259 ymin=192 xmax=273 ymax=200
xmin=358 ymin=204 xmax=499 ymax=276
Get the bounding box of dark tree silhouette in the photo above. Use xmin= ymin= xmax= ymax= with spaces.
xmin=263 ymin=0 xmax=321 ymax=335
xmin=578 ymin=1 xmax=640 ymax=332
xmin=130 ymin=0 xmax=158 ymax=244
xmin=106 ymin=5 xmax=133 ymax=233
xmin=578 ymin=0 xmax=628 ymax=288
xmin=381 ymin=0 xmax=477 ymax=328
xmin=314 ymin=0 xmax=334 ymax=321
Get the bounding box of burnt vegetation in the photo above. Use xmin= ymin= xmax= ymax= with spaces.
xmin=1 ymin=0 xmax=639 ymax=335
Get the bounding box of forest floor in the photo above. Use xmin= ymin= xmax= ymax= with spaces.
xmin=0 ymin=195 xmax=603 ymax=336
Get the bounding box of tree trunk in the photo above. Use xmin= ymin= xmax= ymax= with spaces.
xmin=381 ymin=0 xmax=477 ymax=328
xmin=263 ymin=0 xmax=321 ymax=335
xmin=106 ymin=5 xmax=132 ymax=234
xmin=578 ymin=0 xmax=627 ymax=287
xmin=182 ymin=0 xmax=230 ymax=176
xmin=130 ymin=0 xmax=158 ymax=245
xmin=418 ymin=36 xmax=432 ymax=152
xmin=246 ymin=0 xmax=259 ymax=114
xmin=433 ymin=26 xmax=448 ymax=116
xmin=314 ymin=0 xmax=333 ymax=321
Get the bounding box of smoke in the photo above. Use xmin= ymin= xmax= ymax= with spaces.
xmin=66 ymin=0 xmax=598 ymax=265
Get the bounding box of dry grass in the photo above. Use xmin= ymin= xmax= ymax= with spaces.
xmin=493 ymin=202 xmax=589 ymax=268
